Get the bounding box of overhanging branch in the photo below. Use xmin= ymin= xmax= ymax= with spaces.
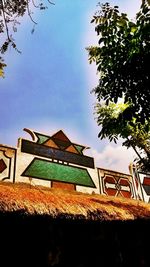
xmin=1 ymin=0 xmax=11 ymax=41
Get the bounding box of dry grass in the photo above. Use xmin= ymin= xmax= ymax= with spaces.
xmin=0 ymin=181 xmax=150 ymax=221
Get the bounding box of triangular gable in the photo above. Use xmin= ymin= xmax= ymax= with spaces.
xmin=74 ymin=145 xmax=86 ymax=155
xmin=22 ymin=129 xmax=91 ymax=159
xmin=43 ymin=139 xmax=59 ymax=148
xmin=52 ymin=139 xmax=70 ymax=150
xmin=34 ymin=132 xmax=50 ymax=144
xmin=66 ymin=145 xmax=79 ymax=154
xmin=51 ymin=130 xmax=70 ymax=142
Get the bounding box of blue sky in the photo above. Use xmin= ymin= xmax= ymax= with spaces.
xmin=0 ymin=0 xmax=141 ymax=173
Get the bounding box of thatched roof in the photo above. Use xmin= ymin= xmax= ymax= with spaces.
xmin=0 ymin=182 xmax=150 ymax=221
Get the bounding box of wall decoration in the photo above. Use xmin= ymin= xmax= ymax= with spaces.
xmin=22 ymin=157 xmax=96 ymax=188
xmin=98 ymin=168 xmax=135 ymax=199
xmin=0 ymin=146 xmax=16 ymax=182
xmin=21 ymin=139 xmax=94 ymax=168
xmin=16 ymin=129 xmax=96 ymax=190
xmin=128 ymin=164 xmax=144 ymax=201
xmin=0 ymin=159 xmax=7 ymax=173
xmin=135 ymin=172 xmax=150 ymax=203
xmin=0 ymin=128 xmax=139 ymax=200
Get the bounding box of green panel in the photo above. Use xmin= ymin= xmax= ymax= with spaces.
xmin=74 ymin=145 xmax=84 ymax=155
xmin=35 ymin=133 xmax=50 ymax=144
xmin=22 ymin=158 xmax=96 ymax=188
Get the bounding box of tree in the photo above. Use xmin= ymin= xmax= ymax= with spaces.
xmin=0 ymin=0 xmax=54 ymax=77
xmin=87 ymin=0 xmax=150 ymax=124
xmin=87 ymin=1 xmax=150 ymax=171
xmin=95 ymin=102 xmax=150 ymax=171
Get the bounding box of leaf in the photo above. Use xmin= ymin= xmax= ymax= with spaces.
xmin=31 ymin=27 xmax=35 ymax=34
xmin=0 ymin=62 xmax=7 ymax=78
xmin=87 ymin=1 xmax=150 ymax=133
xmin=131 ymin=26 xmax=137 ymax=33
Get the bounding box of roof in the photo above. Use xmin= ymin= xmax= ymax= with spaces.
xmin=0 ymin=182 xmax=150 ymax=221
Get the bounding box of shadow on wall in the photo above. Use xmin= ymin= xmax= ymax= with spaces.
xmin=0 ymin=213 xmax=150 ymax=267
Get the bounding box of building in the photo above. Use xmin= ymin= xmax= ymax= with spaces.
xmin=0 ymin=128 xmax=150 ymax=202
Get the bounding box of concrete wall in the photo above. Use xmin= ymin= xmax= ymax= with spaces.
xmin=0 ymin=145 xmax=16 ymax=183
xmin=0 ymin=129 xmax=144 ymax=201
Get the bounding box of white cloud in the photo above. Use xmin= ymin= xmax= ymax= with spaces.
xmin=90 ymin=144 xmax=137 ymax=174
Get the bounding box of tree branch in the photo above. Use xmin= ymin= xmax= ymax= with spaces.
xmin=32 ymin=0 xmax=40 ymax=8
xmin=127 ymin=137 xmax=145 ymax=163
xmin=47 ymin=0 xmax=55 ymax=5
xmin=27 ymin=0 xmax=37 ymax=25
xmin=1 ymin=0 xmax=11 ymax=41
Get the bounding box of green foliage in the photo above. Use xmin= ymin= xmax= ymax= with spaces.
xmin=0 ymin=58 xmax=6 ymax=78
xmin=96 ymin=102 xmax=150 ymax=171
xmin=0 ymin=0 xmax=55 ymax=77
xmin=87 ymin=0 xmax=150 ymax=124
xmin=96 ymin=102 xmax=131 ymax=142
xmin=87 ymin=1 xmax=150 ymax=171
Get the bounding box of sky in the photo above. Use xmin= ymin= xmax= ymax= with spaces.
xmin=0 ymin=0 xmax=141 ymax=173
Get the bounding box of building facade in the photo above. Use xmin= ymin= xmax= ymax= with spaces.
xmin=0 ymin=128 xmax=149 ymax=202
